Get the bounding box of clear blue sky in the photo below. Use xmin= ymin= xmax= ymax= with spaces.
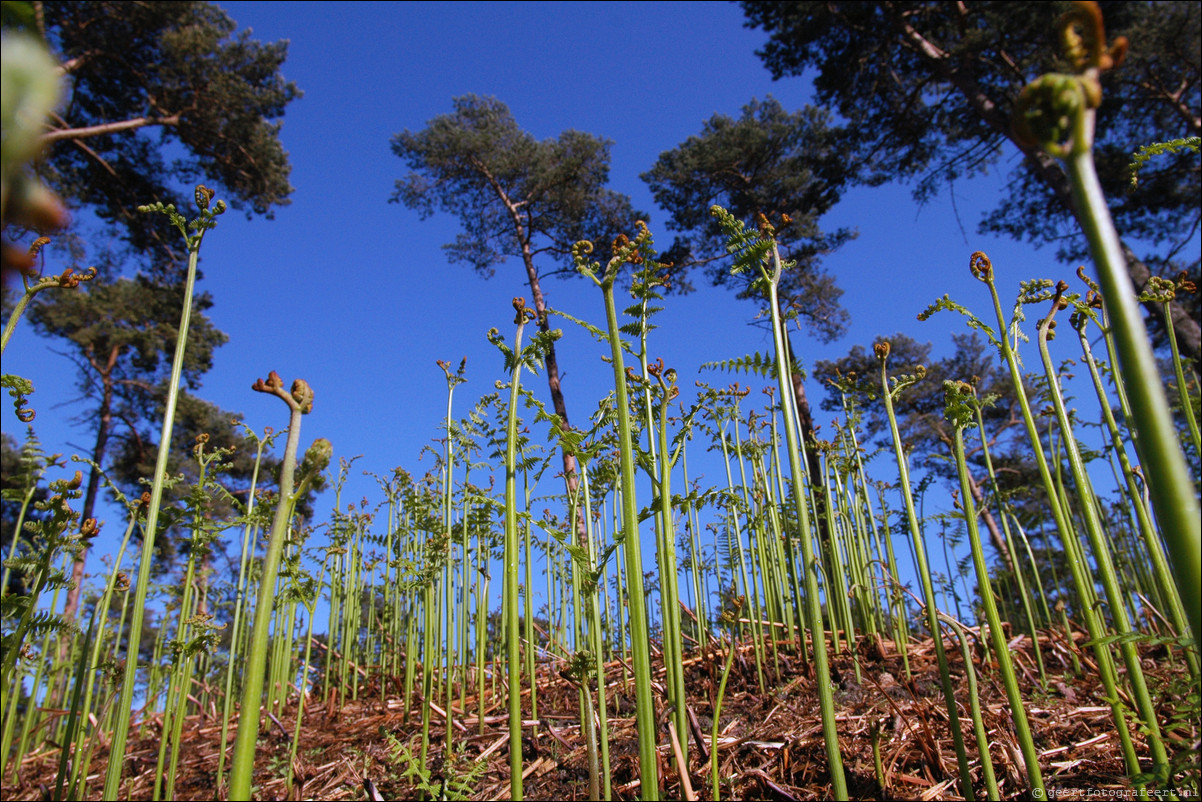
xmin=6 ymin=1 xmax=1092 ymax=609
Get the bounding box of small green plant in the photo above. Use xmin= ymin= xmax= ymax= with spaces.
xmin=1156 ymin=671 xmax=1201 ymax=795
xmin=0 ymin=471 xmax=84 ymax=704
xmin=710 ymin=590 xmax=743 ymax=802
xmin=384 ymin=731 xmax=487 ymax=801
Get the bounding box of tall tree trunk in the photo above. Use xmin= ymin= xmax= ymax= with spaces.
xmin=60 ymin=346 xmax=119 ymax=625
xmin=517 ymin=240 xmax=587 ymax=549
xmin=483 ymin=165 xmax=590 ymax=549
xmin=54 ymin=344 xmax=119 ymax=703
xmin=965 ymin=470 xmax=1015 ymax=576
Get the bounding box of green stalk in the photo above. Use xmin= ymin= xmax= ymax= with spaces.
xmin=228 ymin=374 xmax=322 ymax=801
xmin=946 ymin=382 xmax=1044 ymax=795
xmin=873 ymin=484 xmax=912 ymax=679
xmin=579 ymin=462 xmax=613 ymax=801
xmin=763 ymin=408 xmax=805 ymax=648
xmin=438 ymin=358 xmax=465 ymax=752
xmin=1067 ymin=146 xmax=1201 ymax=639
xmin=682 ymin=447 xmax=710 ymax=647
xmin=877 ymin=345 xmax=974 ymax=799
xmin=1036 ymin=295 xmax=1171 ymax=780
xmin=820 ymin=452 xmax=856 ymax=663
xmin=1158 ymin=291 xmax=1201 ymax=458
xmin=710 ymin=624 xmax=738 ymax=802
xmin=102 ymin=189 xmax=224 ymax=800
xmin=156 ymin=523 xmax=202 ymax=801
xmin=10 ymin=570 xmax=67 ymax=780
xmin=216 ymin=429 xmax=271 ymax=794
xmin=650 ymin=364 xmax=688 ymax=762
xmin=969 ymin=388 xmax=1046 ymax=687
xmin=727 ymin=416 xmax=766 ymax=689
xmin=759 ymin=235 xmax=846 ymax=799
xmin=500 ymin=300 xmax=533 ymax=801
xmin=630 ymin=269 xmax=688 ymax=750
xmin=52 ymin=614 xmax=94 ymax=802
xmin=937 ymin=613 xmax=1000 ymax=801
xmin=575 ymin=233 xmax=660 ymax=799
xmin=285 ymin=561 xmax=324 ymax=798
xmin=522 ymin=469 xmax=537 ymax=722
xmin=1013 ymin=10 xmax=1200 ymax=639
xmin=601 ymin=283 xmax=659 ymax=799
xmin=1075 ymin=314 xmax=1197 ymax=677
xmin=1080 ymin=165 xmax=1198 ymax=627
xmin=69 ymin=494 xmax=138 ymax=798
xmin=964 ymin=260 xmax=1140 ymax=773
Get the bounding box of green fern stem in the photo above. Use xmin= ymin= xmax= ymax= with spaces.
xmin=228 ymin=378 xmax=312 ymax=801
xmin=1036 ymin=300 xmax=1171 ymax=781
xmin=946 ymin=383 xmax=1044 ymax=795
xmin=762 ymin=240 xmax=847 ymax=799
xmin=502 ymin=308 xmax=531 ymax=801
xmin=102 ymin=192 xmax=221 ymax=800
xmin=1063 ymin=99 xmax=1201 ymax=643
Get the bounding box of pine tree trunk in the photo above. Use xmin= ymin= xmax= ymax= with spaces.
xmin=54 ymin=345 xmax=119 ymax=703
xmin=517 ymin=242 xmax=587 ymax=549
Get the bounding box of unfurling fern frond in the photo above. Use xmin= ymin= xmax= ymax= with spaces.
xmin=700 ymin=351 xmax=778 ymax=379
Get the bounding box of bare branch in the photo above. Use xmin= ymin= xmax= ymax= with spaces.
xmin=41 ymin=115 xmax=181 ymax=145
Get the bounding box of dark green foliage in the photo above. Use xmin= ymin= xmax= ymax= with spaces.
xmin=815 ymin=333 xmax=1008 ymax=448
xmin=391 ymin=94 xmax=644 ymax=281
xmin=391 ymin=94 xmax=648 ymax=497
xmin=817 ymin=334 xmax=1041 ymax=484
xmin=990 ymin=528 xmax=1085 ymax=617
xmin=0 ymin=471 xmax=84 ymax=686
xmin=643 ymin=97 xmax=856 ymax=342
xmin=28 ymin=1 xmax=300 ymax=272
xmin=27 ymin=273 xmax=226 ymax=528
xmin=815 ymin=332 xmax=1049 ymax=564
xmin=30 ymin=274 xmax=225 ymax=394
xmin=741 ymin=1 xmax=1201 ymax=363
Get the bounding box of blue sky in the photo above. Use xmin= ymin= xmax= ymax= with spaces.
xmin=5 ymin=1 xmax=1095 ymax=611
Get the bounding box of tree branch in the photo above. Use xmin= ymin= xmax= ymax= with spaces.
xmin=893 ymin=12 xmax=1202 ymax=365
xmin=41 ymin=115 xmax=181 ymax=145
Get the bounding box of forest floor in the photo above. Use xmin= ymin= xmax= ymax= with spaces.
xmin=6 ymin=626 xmax=1199 ymax=801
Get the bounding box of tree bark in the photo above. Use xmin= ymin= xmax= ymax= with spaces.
xmin=517 ymin=238 xmax=587 ymax=547
xmin=41 ymin=114 xmax=180 ymax=144
xmin=965 ymin=469 xmax=1015 ymax=576
xmin=53 ymin=343 xmax=119 ymax=704
xmin=59 ymin=344 xmax=120 ymax=627
xmin=475 ymin=156 xmax=589 ymax=548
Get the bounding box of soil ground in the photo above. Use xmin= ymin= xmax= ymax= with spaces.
xmin=5 ymin=627 xmax=1199 ymax=800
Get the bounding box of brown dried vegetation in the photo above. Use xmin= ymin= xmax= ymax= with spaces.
xmin=6 ymin=627 xmax=1196 ymax=801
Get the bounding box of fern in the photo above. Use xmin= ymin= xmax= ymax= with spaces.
xmin=700 ymin=351 xmax=780 ymax=379
xmin=1128 ymin=136 xmax=1200 ymax=190
xmin=1 ymin=471 xmax=85 ymax=689
xmin=383 ymin=731 xmax=487 ymax=801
